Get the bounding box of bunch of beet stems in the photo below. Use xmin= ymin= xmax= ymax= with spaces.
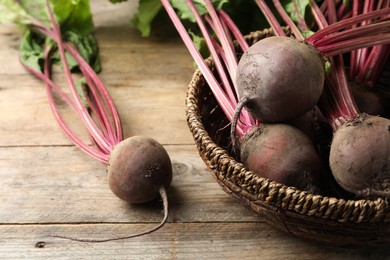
xmin=320 ymin=0 xmax=390 ymax=117
xmin=20 ymin=8 xmax=122 ymax=164
xmin=257 ymin=0 xmax=390 ymax=197
xmin=346 ymin=0 xmax=390 ymax=87
xmin=18 ymin=0 xmax=170 ymax=242
xmin=161 ymin=0 xmax=257 ymax=141
xmin=321 ymin=0 xmax=390 ymax=87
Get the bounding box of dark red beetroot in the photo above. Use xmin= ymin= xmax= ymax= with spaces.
xmin=236 ymin=36 xmax=325 ymax=123
xmin=240 ymin=124 xmax=321 ymax=193
xmin=108 ymin=136 xmax=172 ymax=204
xmin=329 ymin=114 xmax=390 ymax=197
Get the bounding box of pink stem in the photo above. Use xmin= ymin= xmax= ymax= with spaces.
xmin=317 ymin=33 xmax=390 ymax=57
xmin=357 ymin=44 xmax=390 ymax=86
xmin=340 ymin=10 xmax=352 ymax=20
xmin=77 ymin=67 xmax=117 ymax=151
xmin=337 ymin=1 xmax=349 ymax=19
xmin=310 ymin=0 xmax=331 ymax=30
xmin=310 ymin=0 xmax=359 ymax=128
xmin=255 ymin=0 xmax=286 ymax=37
xmin=65 ymin=43 xmax=123 ymax=144
xmin=326 ymin=0 xmax=338 ymax=24
xmin=203 ymin=0 xmax=238 ymax=90
xmin=19 ymin=1 xmax=123 ymax=162
xmin=45 ymin=0 xmax=113 ymax=154
xmin=186 ymin=1 xmax=253 ymax=129
xmin=160 ymin=0 xmax=246 ymax=137
xmin=313 ymin=20 xmax=390 ymax=47
xmin=273 ymin=0 xmax=304 ymax=40
xmin=349 ymin=0 xmax=361 ymax=78
xmin=77 ymin=67 xmax=111 ymax=141
xmin=203 ymin=13 xmax=254 ymax=127
xmin=307 ymin=8 xmax=390 ymax=44
xmin=292 ymin=0 xmax=310 ymax=31
xmin=22 ymin=50 xmax=110 ymax=163
xmin=349 ymin=0 xmax=390 ymax=85
xmin=218 ymin=13 xmax=236 ymax=60
xmin=31 ymin=22 xmax=122 ymax=146
xmin=188 ymin=4 xmax=237 ymax=107
xmin=357 ymin=0 xmax=375 ymax=68
xmin=218 ymin=10 xmax=249 ymax=52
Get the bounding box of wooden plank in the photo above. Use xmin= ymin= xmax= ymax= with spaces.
xmin=0 ymin=223 xmax=388 ymax=259
xmin=0 ymin=145 xmax=260 ymax=224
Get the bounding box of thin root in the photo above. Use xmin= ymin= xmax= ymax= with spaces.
xmin=47 ymin=186 xmax=168 ymax=243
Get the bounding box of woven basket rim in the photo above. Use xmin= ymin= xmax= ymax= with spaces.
xmin=185 ymin=28 xmax=390 ymax=226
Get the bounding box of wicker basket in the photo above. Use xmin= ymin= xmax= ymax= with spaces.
xmin=185 ymin=28 xmax=390 ymax=245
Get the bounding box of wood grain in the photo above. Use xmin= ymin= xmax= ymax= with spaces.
xmin=1 ymin=223 xmax=389 ymax=260
xmin=0 ymin=145 xmax=260 ymax=224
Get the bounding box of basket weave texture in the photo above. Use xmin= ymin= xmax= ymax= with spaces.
xmin=185 ymin=28 xmax=390 ymax=245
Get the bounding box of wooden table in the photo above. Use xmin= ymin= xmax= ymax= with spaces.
xmin=0 ymin=1 xmax=389 ymax=259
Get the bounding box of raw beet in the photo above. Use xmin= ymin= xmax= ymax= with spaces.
xmin=240 ymin=124 xmax=321 ymax=193
xmin=236 ymin=36 xmax=325 ymax=123
xmin=329 ymin=114 xmax=390 ymax=196
xmin=107 ymin=136 xmax=172 ymax=204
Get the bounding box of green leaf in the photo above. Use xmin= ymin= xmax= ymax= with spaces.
xmin=131 ymin=0 xmax=229 ymax=37
xmin=282 ymin=0 xmax=311 ymax=25
xmin=108 ymin=0 xmax=127 ymax=3
xmin=13 ymin=0 xmax=94 ymax=35
xmin=51 ymin=0 xmax=94 ymax=35
xmin=0 ymin=0 xmax=33 ymax=25
xmin=131 ymin=0 xmax=163 ymax=37
xmin=325 ymin=60 xmax=332 ymax=74
xmin=7 ymin=0 xmax=99 ymax=73
xmin=19 ymin=31 xmax=45 ymax=72
xmin=171 ymin=0 xmax=229 ymax=23
xmin=64 ymin=31 xmax=101 ymax=73
xmin=301 ymin=29 xmax=315 ymax=38
xmin=50 ymin=31 xmax=101 ymax=73
xmin=17 ymin=0 xmax=49 ymax=25
xmin=75 ymin=77 xmax=90 ymax=108
xmin=188 ymin=29 xmax=209 ymax=58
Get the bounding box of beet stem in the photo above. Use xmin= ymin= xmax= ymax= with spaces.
xmin=186 ymin=0 xmax=237 ymax=107
xmin=272 ymin=0 xmax=304 ymax=40
xmin=255 ymin=0 xmax=286 ymax=37
xmin=19 ymin=50 xmax=110 ymax=163
xmin=161 ymin=0 xmax=251 ymax=136
xmin=45 ymin=0 xmax=113 ymax=154
xmin=307 ymin=8 xmax=390 ymax=44
xmin=17 ymin=0 xmax=124 ymax=162
xmin=218 ymin=10 xmax=249 ymax=52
